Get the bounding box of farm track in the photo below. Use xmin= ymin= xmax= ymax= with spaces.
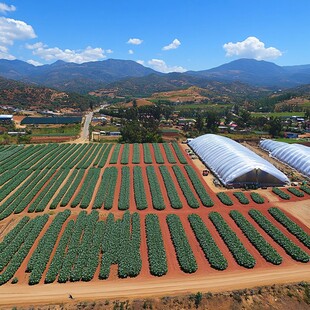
xmin=0 ymin=142 xmax=309 ymax=306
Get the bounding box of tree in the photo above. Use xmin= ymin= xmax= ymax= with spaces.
xmin=268 ymin=117 xmax=282 ymax=137
xmin=205 ymin=111 xmax=220 ymax=133
xmin=196 ymin=114 xmax=204 ymax=133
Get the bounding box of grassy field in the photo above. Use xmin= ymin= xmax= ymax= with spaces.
xmin=251 ymin=111 xmax=305 ymax=118
xmin=175 ymin=103 xmax=233 ymax=111
xmin=31 ymin=124 xmax=80 ymax=136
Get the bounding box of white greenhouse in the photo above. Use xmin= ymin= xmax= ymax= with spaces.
xmin=189 ymin=134 xmax=289 ymax=187
xmin=260 ymin=139 xmax=310 ymax=178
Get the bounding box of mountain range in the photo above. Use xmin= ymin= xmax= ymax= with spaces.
xmin=0 ymin=58 xmax=310 ymax=94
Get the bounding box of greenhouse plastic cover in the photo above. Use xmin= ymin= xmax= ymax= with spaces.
xmin=260 ymin=139 xmax=310 ymax=178
xmin=189 ymin=134 xmax=289 ymax=187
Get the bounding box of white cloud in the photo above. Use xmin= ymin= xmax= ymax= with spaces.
xmin=147 ymin=59 xmax=186 ymax=73
xmin=26 ymin=42 xmax=107 ymax=63
xmin=0 ymin=17 xmax=36 ymax=46
xmin=162 ymin=38 xmax=181 ymax=51
xmin=106 ymin=49 xmax=113 ymax=54
xmin=223 ymin=36 xmax=282 ymax=60
xmin=0 ymin=2 xmax=16 ymax=13
xmin=27 ymin=59 xmax=43 ymax=66
xmin=127 ymin=38 xmax=143 ymax=45
xmin=0 ymin=45 xmax=14 ymax=59
xmin=128 ymin=49 xmax=134 ymax=55
xmin=0 ymin=16 xmax=36 ymax=60
xmin=136 ymin=60 xmax=144 ymax=65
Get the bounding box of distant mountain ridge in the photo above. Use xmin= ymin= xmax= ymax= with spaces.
xmin=0 ymin=58 xmax=310 ymax=93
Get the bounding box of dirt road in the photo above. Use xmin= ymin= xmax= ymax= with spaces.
xmin=0 ymin=265 xmax=309 ymax=307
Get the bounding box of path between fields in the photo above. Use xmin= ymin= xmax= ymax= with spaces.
xmin=0 ymin=265 xmax=309 ymax=307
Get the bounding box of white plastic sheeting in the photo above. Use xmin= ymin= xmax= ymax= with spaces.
xmin=189 ymin=134 xmax=289 ymax=187
xmin=260 ymin=139 xmax=310 ymax=178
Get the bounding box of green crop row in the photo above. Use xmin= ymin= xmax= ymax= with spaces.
xmin=121 ymin=144 xmax=130 ymax=165
xmin=109 ymin=144 xmax=121 ymax=164
xmin=58 ymin=211 xmax=88 ymax=283
xmin=0 ymin=214 xmax=48 ymax=285
xmin=60 ymin=169 xmax=86 ymax=206
xmin=287 ymin=187 xmax=304 ymax=197
xmin=217 ymin=192 xmax=233 ymax=206
xmin=159 ymin=166 xmax=182 ymax=209
xmin=92 ymin=144 xmax=108 ymax=166
xmin=44 ymin=220 xmax=75 ymax=283
xmin=152 ymin=143 xmax=164 ymax=164
xmin=272 ymin=188 xmax=290 ymax=200
xmin=163 ymin=143 xmax=176 ymax=164
xmin=50 ymin=169 xmax=78 ymax=209
xmin=233 ymin=192 xmax=249 ymax=204
xmin=188 ymin=214 xmax=228 ymax=270
xmin=184 ymin=165 xmax=214 ymax=207
xmin=143 ymin=143 xmax=152 ymax=164
xmin=0 ymin=216 xmax=29 ymax=253
xmin=146 ymin=166 xmax=165 ymax=210
xmin=172 ymin=166 xmax=199 ymax=208
xmin=145 ymin=214 xmax=168 ymax=276
xmin=209 ymin=212 xmax=256 ymax=268
xmin=97 ymin=144 xmax=113 ymax=168
xmin=268 ymin=207 xmax=310 ymax=249
xmin=230 ymin=210 xmax=282 ymax=265
xmin=133 ymin=166 xmax=148 ymax=210
xmin=132 ymin=143 xmax=140 ymax=164
xmin=27 ymin=210 xmax=71 ymax=285
xmin=250 ymin=192 xmax=265 ymax=204
xmin=249 ymin=209 xmax=309 ymax=263
xmin=300 ymin=185 xmax=310 ymax=195
xmin=166 ymin=214 xmax=197 ymax=273
xmin=171 ymin=142 xmax=188 ymax=164
xmin=118 ymin=167 xmax=130 ymax=210
xmin=70 ymin=211 xmax=99 ymax=281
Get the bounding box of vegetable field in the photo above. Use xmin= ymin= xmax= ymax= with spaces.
xmin=0 ymin=142 xmax=309 ymax=289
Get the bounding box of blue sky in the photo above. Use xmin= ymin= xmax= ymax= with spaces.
xmin=0 ymin=0 xmax=309 ymax=72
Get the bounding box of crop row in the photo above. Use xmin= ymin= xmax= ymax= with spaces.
xmin=184 ymin=165 xmax=214 ymax=207
xmin=230 ymin=210 xmax=282 ymax=265
xmin=145 ymin=214 xmax=168 ymax=276
xmin=159 ymin=166 xmax=182 ymax=209
xmin=143 ymin=143 xmax=152 ymax=164
xmin=121 ymin=144 xmax=130 ymax=165
xmin=163 ymin=143 xmax=176 ymax=163
xmin=118 ymin=167 xmax=130 ymax=210
xmin=209 ymin=212 xmax=256 ymax=268
xmin=28 ymin=169 xmax=67 ymax=212
xmin=250 ymin=192 xmax=265 ymax=204
xmin=132 ymin=143 xmax=140 ymax=164
xmin=233 ymin=192 xmax=249 ymax=204
xmin=167 ymin=214 xmax=197 ymax=273
xmin=133 ymin=166 xmax=148 ymax=210
xmin=188 ymin=214 xmax=228 ymax=270
xmin=109 ymin=144 xmax=121 ymax=164
xmin=268 ymin=207 xmax=310 ymax=248
xmin=27 ymin=210 xmax=71 ymax=285
xmin=171 ymin=142 xmax=188 ymax=164
xmin=249 ymin=209 xmax=309 ymax=262
xmin=172 ymin=166 xmax=199 ymax=208
xmin=146 ymin=166 xmax=165 ymax=210
xmin=0 ymin=214 xmax=48 ymax=285
xmin=152 ymin=143 xmax=164 ymax=164
xmin=92 ymin=144 xmax=108 ymax=166
xmin=60 ymin=169 xmax=86 ymax=206
xmin=300 ymin=185 xmax=310 ymax=195
xmin=272 ymin=187 xmax=290 ymax=200
xmin=287 ymin=187 xmax=304 ymax=197
xmin=71 ymin=168 xmax=100 ymax=208
xmin=50 ymin=169 xmax=78 ymax=209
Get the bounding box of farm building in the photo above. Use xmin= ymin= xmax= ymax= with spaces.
xmin=189 ymin=134 xmax=289 ymax=188
xmin=260 ymin=139 xmax=310 ymax=178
